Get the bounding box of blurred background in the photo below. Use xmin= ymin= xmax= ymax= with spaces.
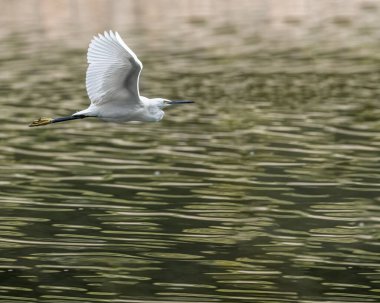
xmin=0 ymin=0 xmax=380 ymax=302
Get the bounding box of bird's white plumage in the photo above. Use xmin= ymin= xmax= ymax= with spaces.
xmin=29 ymin=30 xmax=193 ymax=127
xmin=86 ymin=31 xmax=143 ymax=107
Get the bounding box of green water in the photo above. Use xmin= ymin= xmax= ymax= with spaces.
xmin=0 ymin=1 xmax=380 ymax=302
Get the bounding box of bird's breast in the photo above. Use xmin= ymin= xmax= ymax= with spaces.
xmin=139 ymin=109 xmax=164 ymax=122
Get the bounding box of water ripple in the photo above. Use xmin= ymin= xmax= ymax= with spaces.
xmin=0 ymin=1 xmax=380 ymax=302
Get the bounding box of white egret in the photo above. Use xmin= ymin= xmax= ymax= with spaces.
xmin=29 ymin=30 xmax=193 ymax=127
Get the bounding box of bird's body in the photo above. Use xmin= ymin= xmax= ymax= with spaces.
xmin=30 ymin=31 xmax=192 ymax=127
xmin=75 ymin=97 xmax=164 ymax=122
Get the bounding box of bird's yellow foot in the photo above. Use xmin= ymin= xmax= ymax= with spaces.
xmin=29 ymin=117 xmax=54 ymax=127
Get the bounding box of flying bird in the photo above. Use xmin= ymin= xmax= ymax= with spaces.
xmin=29 ymin=31 xmax=193 ymax=127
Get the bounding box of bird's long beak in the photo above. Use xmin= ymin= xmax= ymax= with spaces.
xmin=168 ymin=100 xmax=194 ymax=105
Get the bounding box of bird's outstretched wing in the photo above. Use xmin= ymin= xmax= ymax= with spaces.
xmin=86 ymin=30 xmax=143 ymax=106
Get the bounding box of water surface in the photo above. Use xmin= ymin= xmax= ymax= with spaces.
xmin=0 ymin=1 xmax=380 ymax=302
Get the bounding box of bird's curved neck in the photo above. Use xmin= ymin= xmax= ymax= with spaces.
xmin=139 ymin=96 xmax=164 ymax=121
xmin=139 ymin=96 xmax=152 ymax=105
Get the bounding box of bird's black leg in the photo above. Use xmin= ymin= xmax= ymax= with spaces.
xmin=51 ymin=115 xmax=86 ymax=124
xmin=29 ymin=115 xmax=87 ymax=127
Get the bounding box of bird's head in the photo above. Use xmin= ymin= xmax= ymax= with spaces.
xmin=154 ymin=98 xmax=194 ymax=109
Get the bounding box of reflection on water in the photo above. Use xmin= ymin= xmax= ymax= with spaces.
xmin=1 ymin=0 xmax=380 ymax=302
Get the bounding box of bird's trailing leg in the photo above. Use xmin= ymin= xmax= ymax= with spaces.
xmin=29 ymin=115 xmax=86 ymax=127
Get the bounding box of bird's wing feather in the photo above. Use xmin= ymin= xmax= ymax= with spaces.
xmin=86 ymin=30 xmax=143 ymax=106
